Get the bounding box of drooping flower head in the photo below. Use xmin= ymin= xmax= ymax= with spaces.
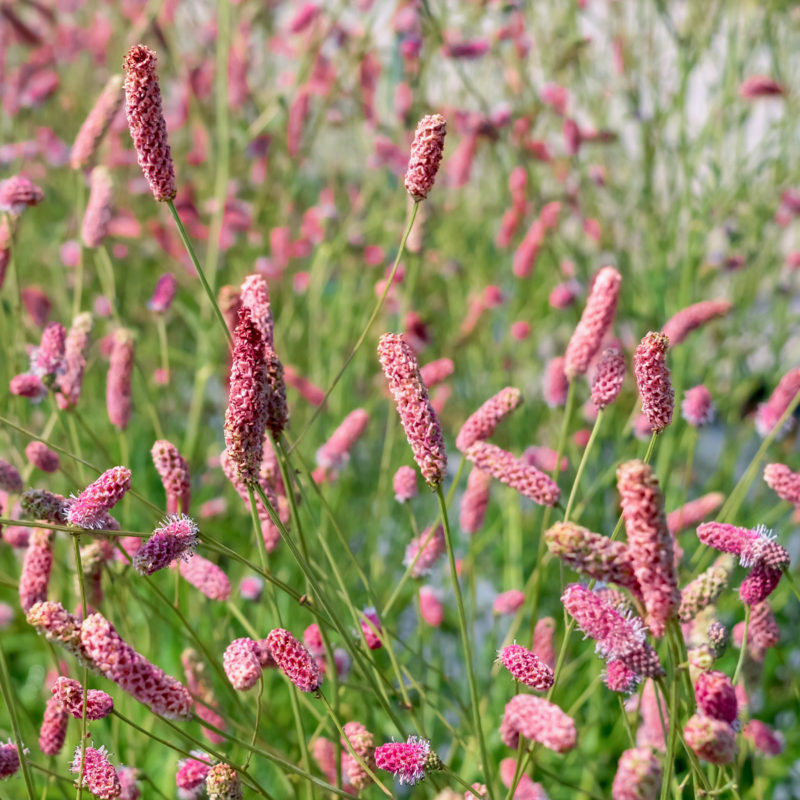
xmin=71 ymin=745 xmax=122 ymax=799
xmin=405 ymin=114 xmax=447 ymax=201
xmin=497 ymin=644 xmax=554 ymax=690
xmin=633 ymin=332 xmax=674 ymax=433
xmin=265 ymin=628 xmax=322 ymax=693
xmin=133 ymin=515 xmax=198 ymax=575
xmin=71 ymin=75 xmax=124 ymax=171
xmin=67 ymin=466 xmax=131 ymax=529
xmin=591 ymin=347 xmax=626 ymax=409
xmin=455 ymin=386 xmax=522 ymax=452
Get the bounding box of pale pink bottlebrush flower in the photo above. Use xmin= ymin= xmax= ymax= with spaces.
xmin=123 ymin=45 xmax=176 ymax=202
xmin=67 ymin=466 xmax=131 ymax=529
xmin=0 ymin=742 xmax=19 ymax=779
xmin=133 ymin=515 xmax=198 ymax=576
xmin=493 ymin=590 xmax=525 ymax=615
xmin=25 ymin=441 xmax=59 ymax=472
xmin=764 ymin=462 xmax=800 ymax=506
xmin=31 ymin=321 xmax=66 ymax=381
xmin=106 ymin=329 xmax=134 ymax=430
xmin=39 ymin=695 xmax=68 ymax=755
xmin=148 ymin=273 xmax=177 ymax=313
xmin=684 ymin=714 xmax=737 ymax=764
xmin=176 ymin=753 xmax=211 ymax=793
xmin=179 ymin=554 xmax=231 ymax=601
xmin=10 ymin=373 xmax=47 ymax=401
xmin=223 ymin=638 xmax=263 ymax=691
xmin=80 ymin=612 xmax=192 ymax=718
xmin=590 ymin=347 xmax=626 ymax=409
xmin=739 ymin=76 xmax=786 ymax=99
xmin=543 ymin=356 xmax=568 ymax=408
xmin=500 ymin=694 xmax=577 ymax=753
xmin=56 ymin=312 xmax=93 ymax=410
xmin=695 ymin=670 xmax=737 ymax=724
xmin=71 ymin=745 xmax=121 ymax=799
xmin=378 ymin=333 xmax=447 ymax=487
xmin=151 ymin=440 xmax=191 ymax=515
xmin=466 ymin=442 xmax=560 ymax=507
xmin=26 ymin=601 xmax=85 ymax=662
xmin=497 ymin=644 xmax=554 ymax=690
xmin=19 ymin=529 xmax=54 ymax=612
xmin=70 ymin=76 xmax=124 ymax=171
xmin=419 ymin=358 xmax=454 ymax=388
xmin=405 ymin=114 xmax=447 ymax=201
xmin=662 ymin=300 xmax=731 ymax=345
xmin=418 ymin=586 xmax=443 ymax=627
xmin=206 ymin=763 xmax=242 ymax=800
xmin=633 ymin=333 xmax=674 ymax=433
xmin=341 ymin=721 xmax=376 ymax=791
xmin=266 ymin=628 xmax=322 ymax=692
xmin=611 ymin=747 xmax=662 ymax=800
xmin=605 ymin=659 xmax=639 ymax=694
xmin=545 ymin=522 xmax=641 ymax=597
xmin=52 ymin=676 xmax=113 ymax=720
xmin=82 ymin=166 xmax=113 ymax=248
xmin=404 ymin=525 xmax=446 ymax=577
xmin=393 ymin=465 xmax=418 ymax=503
xmin=460 ymin=467 xmax=491 ymax=534
xmin=499 ymin=758 xmax=550 ymax=799
xmin=316 ymin=409 xmax=369 ymax=469
xmin=240 ymin=273 xmax=274 ymax=350
xmin=360 ymin=607 xmax=383 ymax=649
xmin=0 ymin=175 xmax=44 ymax=214
xmin=682 ymin=385 xmax=714 ymax=427
xmin=743 ymin=720 xmax=784 ymax=755
xmin=375 ymin=736 xmax=439 ymax=785
xmin=455 ymin=387 xmax=522 ymax=452
xmin=755 ymin=367 xmax=800 ymax=438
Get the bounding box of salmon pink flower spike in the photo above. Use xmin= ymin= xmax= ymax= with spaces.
xmin=39 ymin=695 xmax=68 ymax=755
xmin=223 ymin=638 xmax=263 ymax=691
xmin=25 ymin=441 xmax=59 ymax=473
xmin=497 ymin=644 xmax=554 ymax=690
xmin=404 ymin=525 xmax=446 ymax=577
xmin=682 ymin=385 xmax=714 ymax=427
xmin=240 ymin=274 xmax=274 ymax=349
xmin=405 ymin=114 xmax=447 ymax=201
xmin=316 ymin=409 xmax=369 ymax=469
xmin=0 ymin=742 xmax=20 ymax=779
xmin=564 ymin=266 xmax=621 ymax=380
xmin=684 ymin=714 xmax=737 ymax=764
xmin=460 ymin=467 xmax=491 ymax=534
xmin=455 ymin=386 xmax=522 ymax=452
xmin=611 ymin=747 xmax=662 ymax=800
xmin=661 ymin=299 xmax=731 ymax=345
xmin=123 ymin=45 xmax=176 ymax=202
xmin=106 ymin=329 xmax=135 ymax=430
xmin=70 ymin=76 xmax=124 ymax=171
xmin=500 ymin=694 xmax=577 ymax=753
xmin=393 ymin=466 xmax=418 ymax=502
xmin=375 ymin=736 xmax=441 ymax=785
xmin=634 ymin=332 xmax=674 ymax=432
xmin=19 ymin=529 xmax=54 ymax=612
xmin=591 ymin=347 xmax=626 ymax=409
xmin=151 ymin=440 xmax=191 ymax=514
xmin=265 ymin=628 xmax=322 ymax=692
xmin=206 ymin=763 xmax=243 ymax=800
xmin=179 ymin=554 xmax=231 ymax=601
xmin=378 ymin=333 xmax=447 ymax=487
xmin=755 ymin=367 xmax=800 ymax=438
xmin=466 ymin=442 xmax=560 ymax=506
xmin=71 ymin=745 xmax=122 ymax=799
xmin=341 ymin=721 xmax=376 ymax=791
xmin=52 ymin=677 xmax=113 ymax=720
xmin=764 ymin=462 xmax=800 ymax=505
xmin=56 ymin=312 xmax=93 ymax=410
xmin=82 ymin=166 xmax=113 ymax=248
xmin=695 ymin=670 xmax=737 ymax=724
xmin=0 ymin=175 xmax=44 ymax=214
xmin=133 ymin=515 xmax=198 ymax=576
xmin=67 ymin=466 xmax=131 ymax=529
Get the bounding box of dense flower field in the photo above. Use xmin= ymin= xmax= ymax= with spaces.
xmin=1 ymin=1 xmax=799 ymax=798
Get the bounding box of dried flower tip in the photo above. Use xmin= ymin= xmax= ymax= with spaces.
xmin=71 ymin=745 xmax=122 ymax=799
xmin=633 ymin=332 xmax=674 ymax=433
xmin=53 ymin=677 xmax=113 ymax=720
xmin=265 ymin=628 xmax=322 ymax=692
xmin=497 ymin=644 xmax=554 ymax=690
xmin=591 ymin=347 xmax=626 ymax=409
xmin=405 ymin=114 xmax=447 ymax=201
xmin=67 ymin=466 xmax=131 ymax=529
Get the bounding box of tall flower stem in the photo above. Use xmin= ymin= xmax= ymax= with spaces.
xmin=288 ymin=201 xmax=419 ymax=453
xmin=435 ymin=486 xmax=494 ymax=799
xmin=0 ymin=642 xmax=36 ymax=800
xmin=563 ymin=408 xmax=604 ymax=522
xmin=72 ymin=534 xmax=89 ymax=800
xmin=732 ymin=605 xmax=751 ymax=685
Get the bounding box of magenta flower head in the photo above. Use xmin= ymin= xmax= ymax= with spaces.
xmin=662 ymin=299 xmax=731 ymax=346
xmin=10 ymin=373 xmax=47 ymax=402
xmin=404 ymin=524 xmax=446 ymax=577
xmin=39 ymin=695 xmax=68 ymax=756
xmin=460 ymin=466 xmax=491 ymax=534
xmin=755 ymin=367 xmax=800 ymax=438
xmin=148 ymin=273 xmax=178 ymax=314
xmin=634 ymin=332 xmax=674 ymax=433
xmin=611 ymin=747 xmax=662 ymax=800
xmin=393 ymin=465 xmax=418 ymax=502
xmin=52 ymin=676 xmax=114 ymax=720
xmin=455 ymin=387 xmax=522 ymax=452
xmin=56 ymin=312 xmax=93 ymax=411
xmin=497 ymin=644 xmax=554 ymax=690
xmin=404 ymin=114 xmax=447 ymax=201
xmin=0 ymin=175 xmax=44 ymax=214
xmin=123 ymin=45 xmax=176 ymax=202
xmin=591 ymin=347 xmax=626 ymax=409
xmin=25 ymin=441 xmax=60 ymax=473
xmin=695 ymin=670 xmax=737 ymax=724
xmin=265 ymin=628 xmax=322 ymax=693
xmin=179 ymin=554 xmax=231 ymax=601
xmin=19 ymin=529 xmax=54 ymax=612
xmin=617 ymin=460 xmax=680 ymax=637
xmin=240 ymin=274 xmax=274 ymax=350
xmin=500 ymin=694 xmax=577 ymax=753
xmin=764 ymin=462 xmax=800 ymax=505
xmin=134 ymin=515 xmax=198 ymax=576
xmin=682 ymin=385 xmax=714 ymax=427
xmin=564 ymin=266 xmax=622 ymax=380
xmin=684 ymin=714 xmax=737 ymax=764
xmin=375 ymin=736 xmax=441 ymax=785
xmin=316 ymin=409 xmax=370 ymax=469
xmin=223 ymin=638 xmax=263 ymax=691
xmin=71 ymin=745 xmax=122 ymax=799
xmin=378 ymin=333 xmax=447 ymax=487
xmin=0 ymin=459 xmax=23 ymax=492
xmin=206 ymin=763 xmax=242 ymax=800
xmin=360 ymin=607 xmax=383 ymax=649
xmin=82 ymin=166 xmax=113 ymax=249
xmin=31 ymin=321 xmax=66 ymax=381
xmin=106 ymin=329 xmax=135 ymax=430
xmin=176 ymin=752 xmax=211 ymax=793
xmin=739 ymin=563 xmax=784 ymax=605
xmin=71 ymin=75 xmax=124 ymax=171
xmin=0 ymin=741 xmax=20 ymax=779
xmin=341 ymin=721 xmax=376 ymax=791
xmin=604 ymin=659 xmax=639 ymax=694
xmin=151 ymin=440 xmax=191 ymax=515
xmin=466 ymin=442 xmax=560 ymax=506
xmin=67 ymin=466 xmax=131 ymax=529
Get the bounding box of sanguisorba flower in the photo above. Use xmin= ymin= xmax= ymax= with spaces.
xmin=265 ymin=628 xmax=322 ymax=693
xmin=763 ymin=462 xmax=800 ymax=505
xmin=182 ymin=648 xmax=226 ymax=743
xmin=684 ymin=714 xmax=737 ymax=764
xmin=81 ymin=166 xmax=113 ymax=248
xmin=393 ymin=465 xmax=418 ymax=502
xmin=611 ymin=747 xmax=662 ymax=800
xmin=564 ymin=266 xmax=622 ymax=380
xmin=500 ymin=694 xmax=577 ymax=753
xmin=148 ymin=273 xmax=178 ymax=313
xmin=754 ymin=367 xmax=800 ymax=438
xmin=25 ymin=441 xmax=59 ymax=473
xmin=39 ymin=695 xmax=68 ymax=756
xmin=617 ymin=460 xmax=680 ymax=637
xmin=123 ymin=45 xmax=176 ymax=202
xmin=316 ymin=408 xmax=370 ymax=469
xmin=0 ymin=459 xmax=23 ymax=492
xmin=661 ymin=299 xmax=731 ymax=346
xmin=19 ymin=529 xmax=54 ymax=612
xmin=404 ymin=114 xmax=447 ymax=201
xmin=590 ymin=347 xmax=626 ymax=409
xmin=497 ymin=644 xmax=554 ymax=690
xmin=67 ymin=466 xmax=131 ymax=529
xmin=682 ymin=385 xmax=715 ymax=427
xmin=678 ymin=565 xmax=728 ymax=623
xmin=694 ymin=670 xmax=737 ymax=724
xmin=633 ymin=332 xmax=674 ymax=433
xmin=341 ymin=721 xmax=376 ymax=791
xmin=106 ymin=329 xmax=135 ymax=430
xmin=133 ymin=515 xmax=198 ymax=576
xmin=31 ymin=321 xmax=66 ymax=381
xmin=70 ymin=75 xmax=124 ymax=171
xmin=206 ymin=763 xmax=243 ymax=800
xmin=404 ymin=524 xmax=446 ymax=577
xmin=26 ymin=601 xmax=85 ymax=662
xmin=56 ymin=312 xmax=93 ymax=410
xmin=176 ymin=752 xmax=211 ymax=794
xmin=378 ymin=333 xmax=447 ymax=487
xmin=0 ymin=741 xmax=19 ymax=779
xmin=240 ymin=273 xmax=274 ymax=349
xmin=375 ymin=736 xmax=440 ymax=785
xmin=71 ymin=745 xmax=122 ymax=799
xmin=223 ymin=638 xmax=263 ymax=691
xmin=52 ymin=676 xmax=113 ymax=720
xmin=455 ymin=386 xmax=522 ymax=452
xmin=0 ymin=175 xmax=44 ymax=214
xmin=179 ymin=553 xmax=231 ymax=601
xmin=151 ymin=439 xmax=191 ymax=515
xmin=459 ymin=466 xmax=491 ymax=534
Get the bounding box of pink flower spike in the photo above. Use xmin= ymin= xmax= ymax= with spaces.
xmin=71 ymin=745 xmax=122 ymax=799
xmin=316 ymin=409 xmax=369 ymax=469
xmin=341 ymin=721 xmax=376 ymax=791
xmin=133 ymin=515 xmax=198 ymax=576
xmin=52 ymin=677 xmax=113 ymax=720
xmin=375 ymin=736 xmax=439 ymax=785
xmin=493 ymin=590 xmax=525 ymax=616
xmin=39 ymin=695 xmax=68 ymax=755
xmin=419 ymin=358 xmax=454 ymax=388
xmin=764 ymin=463 xmax=800 ymax=505
xmin=743 ymin=720 xmax=784 ymax=755
xmin=223 ymin=638 xmax=263 ymax=691
xmin=56 ymin=312 xmax=93 ymax=411
xmin=82 ymin=166 xmax=113 ymax=248
xmin=360 ymin=607 xmax=383 ymax=649
xmin=404 ymin=525 xmax=446 ymax=577
xmin=31 ymin=321 xmax=66 ymax=381
xmin=695 ymin=670 xmax=737 ymax=724
xmin=604 ymin=660 xmax=639 ymax=694
xmin=106 ymin=329 xmax=135 ymax=430
xmin=179 ymin=554 xmax=231 ymax=601
xmin=459 ymin=466 xmax=491 ymax=535
xmin=543 ymin=356 xmax=568 ymax=408
xmin=25 ymin=441 xmax=59 ymax=473
xmin=682 ymin=385 xmax=714 ymax=427
xmin=499 ymin=758 xmax=549 ymax=799
xmin=148 ymin=273 xmax=178 ymax=314
xmin=590 ymin=347 xmax=626 ymax=409
xmin=0 ymin=742 xmax=20 ymax=779
xmin=739 ymin=75 xmax=786 ymax=98
xmin=754 ymin=367 xmax=800 ymax=438
xmin=500 ymin=694 xmax=577 ymax=753
xmin=19 ymin=530 xmax=54 ymax=612
xmin=151 ymin=440 xmax=191 ymax=515
xmin=497 ymin=644 xmax=554 ymax=690
xmin=265 ymin=628 xmax=322 ymax=692
xmin=70 ymin=75 xmax=124 ymax=171
xmin=661 ymin=299 xmax=731 ymax=345
xmin=176 ymin=752 xmax=211 ymax=792
xmin=667 ymin=492 xmax=724 ymax=535
xmin=611 ymin=747 xmax=662 ymax=800
xmin=418 ymin=586 xmax=444 ymax=627
xmin=0 ymin=459 xmax=23 ymax=492
xmin=404 ymin=114 xmax=447 ymax=201
xmin=0 ymin=175 xmax=44 ymax=214
xmin=739 ymin=563 xmax=784 ymax=605
xmin=634 ymin=332 xmax=674 ymax=433
xmin=67 ymin=466 xmax=132 ymax=529
xmin=684 ymin=714 xmax=737 ymax=764
xmin=455 ymin=386 xmax=523 ymax=452
xmin=393 ymin=466 xmax=418 ymax=503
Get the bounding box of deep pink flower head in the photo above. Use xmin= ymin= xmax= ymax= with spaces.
xmin=764 ymin=462 xmax=800 ymax=505
xmin=634 ymin=332 xmax=674 ymax=433
xmin=10 ymin=373 xmax=47 ymax=401
xmin=611 ymin=747 xmax=662 ymax=800
xmin=500 ymin=694 xmax=577 ymax=753
xmin=80 ymin=612 xmax=193 ymax=718
xmin=739 ymin=75 xmax=785 ymax=98
xmin=590 ymin=347 xmax=625 ymax=409
xmin=393 ymin=465 xmax=418 ymax=502
xmin=543 ymin=356 xmax=568 ymax=408
xmin=240 ymin=273 xmax=274 ymax=350
xmin=151 ymin=440 xmax=191 ymax=515
xmin=123 ymin=45 xmax=176 ymax=202
xmin=605 ymin=659 xmax=639 ymax=694
xmin=179 ymin=554 xmax=231 ymax=601
xmin=317 ymin=409 xmax=369 ymax=469
xmin=404 ymin=114 xmax=447 ymax=201
xmin=19 ymin=529 xmax=54 ymax=612
xmin=67 ymin=466 xmax=131 ymax=529
xmin=71 ymin=75 xmax=124 ymax=171
xmin=148 ymin=273 xmax=177 ymax=313
xmin=455 ymin=386 xmax=522 ymax=452
xmin=39 ymin=695 xmax=68 ymax=755
xmin=375 ymin=736 xmax=440 ymax=785
xmin=662 ymin=300 xmax=731 ymax=345
xmin=32 ymin=321 xmax=66 ymax=381
xmin=0 ymin=175 xmax=44 ymax=214
xmin=418 ymin=586 xmax=444 ymax=627
xmin=755 ymin=367 xmax=800 ymax=438
xmin=419 ymin=358 xmax=454 ymax=388
xmin=404 ymin=525 xmax=446 ymax=577
xmin=303 ymin=624 xmax=325 ymax=657
xmin=134 ymin=515 xmax=198 ymax=575
xmin=460 ymin=466 xmax=491 ymax=534
xmin=498 ymin=644 xmax=554 ymax=690
xmin=378 ymin=333 xmax=447 ymax=487
xmin=176 ymin=752 xmax=211 ymax=792
xmin=684 ymin=714 xmax=737 ymax=764
xmin=0 ymin=742 xmax=20 ymax=779
xmin=617 ymin=460 xmax=680 ymax=637
xmin=466 ymin=442 xmax=560 ymax=506
xmin=564 ymin=266 xmax=621 ymax=380
xmin=744 ymin=720 xmax=784 ymax=756
xmin=71 ymin=745 xmax=122 ymax=799
xmin=106 ymin=329 xmax=135 ymax=430
xmin=341 ymin=721 xmax=376 ymax=791
xmin=25 ymin=441 xmax=59 ymax=473
xmin=82 ymin=166 xmax=113 ymax=248
xmin=740 ymin=563 xmax=784 ymax=605
xmin=682 ymin=385 xmax=714 ymax=427
xmin=695 ymin=670 xmax=737 ymax=724
xmin=52 ymin=676 xmax=113 ymax=720
xmin=0 ymin=459 xmax=22 ymax=492
xmin=499 ymin=758 xmax=549 ymax=799
xmin=56 ymin=312 xmax=93 ymax=410
xmin=266 ymin=628 xmax=322 ymax=692
xmin=667 ymin=492 xmax=724 ymax=534
xmin=360 ymin=607 xmax=383 ymax=649
xmin=493 ymin=590 xmax=525 ymax=615
xmin=223 ymin=638 xmax=263 ymax=691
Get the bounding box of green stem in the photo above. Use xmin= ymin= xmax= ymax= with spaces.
xmin=564 ymin=408 xmax=603 ymax=522
xmin=0 ymin=642 xmax=37 ymax=800
xmin=732 ymin=605 xmax=750 ymax=685
xmin=72 ymin=535 xmax=89 ymax=800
